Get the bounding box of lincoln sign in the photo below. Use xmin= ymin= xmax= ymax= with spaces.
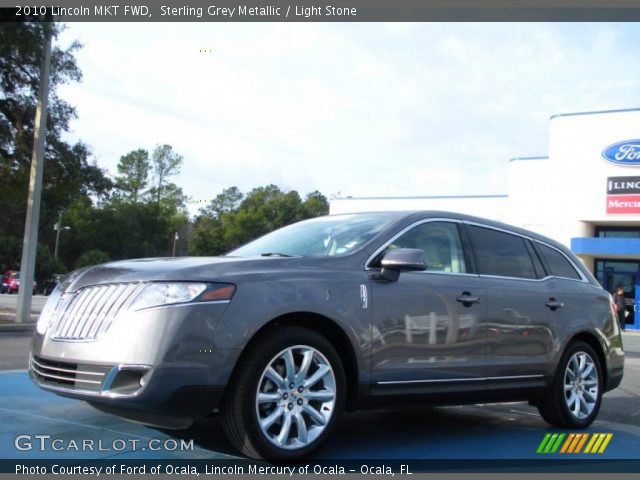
xmin=607 ymin=176 xmax=640 ymax=214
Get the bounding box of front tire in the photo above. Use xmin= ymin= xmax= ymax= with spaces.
xmin=221 ymin=327 xmax=346 ymax=459
xmin=538 ymin=341 xmax=602 ymax=428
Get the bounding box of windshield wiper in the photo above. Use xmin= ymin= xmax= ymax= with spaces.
xmin=260 ymin=252 xmax=293 ymax=257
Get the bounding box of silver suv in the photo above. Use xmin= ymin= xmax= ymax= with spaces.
xmin=30 ymin=212 xmax=624 ymax=459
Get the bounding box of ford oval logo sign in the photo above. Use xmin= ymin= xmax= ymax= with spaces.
xmin=602 ymin=140 xmax=640 ymax=165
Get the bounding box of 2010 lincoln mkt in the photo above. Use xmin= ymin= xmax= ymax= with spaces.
xmin=31 ymin=211 xmax=624 ymax=459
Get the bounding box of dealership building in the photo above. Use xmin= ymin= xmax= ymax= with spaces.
xmin=330 ymin=108 xmax=640 ymax=330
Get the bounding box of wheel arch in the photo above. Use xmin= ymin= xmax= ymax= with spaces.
xmin=564 ymin=331 xmax=608 ymax=388
xmin=229 ymin=311 xmax=362 ymax=412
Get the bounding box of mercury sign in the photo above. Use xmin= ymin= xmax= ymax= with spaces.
xmin=602 ymin=140 xmax=640 ymax=165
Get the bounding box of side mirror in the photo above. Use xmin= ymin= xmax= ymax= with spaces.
xmin=378 ymin=248 xmax=426 ymax=282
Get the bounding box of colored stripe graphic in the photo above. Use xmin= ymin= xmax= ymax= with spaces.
xmin=598 ymin=433 xmax=613 ymax=453
xmin=537 ymin=433 xmax=565 ymax=453
xmin=584 ymin=434 xmax=598 ymax=453
xmin=560 ymin=433 xmax=575 ymax=453
xmin=566 ymin=433 xmax=584 ymax=453
xmin=575 ymin=433 xmax=589 ymax=453
xmin=538 ymin=433 xmax=613 ymax=454
xmin=584 ymin=433 xmax=613 ymax=454
xmin=550 ymin=433 xmax=566 ymax=453
xmin=537 ymin=433 xmax=552 ymax=453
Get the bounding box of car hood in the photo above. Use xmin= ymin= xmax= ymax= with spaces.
xmin=62 ymin=256 xmax=312 ymax=291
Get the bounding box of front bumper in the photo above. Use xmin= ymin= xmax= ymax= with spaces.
xmin=30 ymin=296 xmax=240 ymax=426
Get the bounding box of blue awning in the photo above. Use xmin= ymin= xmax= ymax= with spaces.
xmin=571 ymin=237 xmax=640 ymax=257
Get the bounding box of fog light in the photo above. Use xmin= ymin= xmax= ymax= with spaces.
xmin=103 ymin=367 xmax=151 ymax=395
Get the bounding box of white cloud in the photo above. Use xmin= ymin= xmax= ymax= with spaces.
xmin=56 ymin=23 xmax=640 ymax=214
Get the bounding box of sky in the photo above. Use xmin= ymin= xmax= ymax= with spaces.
xmin=56 ymin=22 xmax=640 ymax=213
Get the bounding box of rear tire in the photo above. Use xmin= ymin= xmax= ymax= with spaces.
xmin=538 ymin=341 xmax=602 ymax=428
xmin=221 ymin=327 xmax=346 ymax=459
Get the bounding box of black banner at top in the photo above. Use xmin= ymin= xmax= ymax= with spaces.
xmin=3 ymin=0 xmax=640 ymax=22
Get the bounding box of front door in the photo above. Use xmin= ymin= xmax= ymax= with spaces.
xmin=368 ymin=220 xmax=488 ymax=395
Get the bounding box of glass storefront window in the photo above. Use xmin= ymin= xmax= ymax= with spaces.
xmin=596 ymin=227 xmax=640 ymax=238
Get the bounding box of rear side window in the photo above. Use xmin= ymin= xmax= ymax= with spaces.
xmin=467 ymin=225 xmax=537 ymax=279
xmin=537 ymin=243 xmax=582 ymax=280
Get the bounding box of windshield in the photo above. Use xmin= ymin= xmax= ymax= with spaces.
xmin=228 ymin=213 xmax=401 ymax=258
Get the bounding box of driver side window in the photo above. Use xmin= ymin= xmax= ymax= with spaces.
xmin=374 ymin=221 xmax=467 ymax=273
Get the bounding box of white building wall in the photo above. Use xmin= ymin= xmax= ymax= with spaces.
xmin=329 ymin=108 xmax=640 ymax=251
xmin=330 ymin=196 xmax=509 ymax=222
xmin=548 ymin=110 xmax=640 ymax=224
xmin=504 ymin=109 xmax=640 ymax=247
xmin=504 ymin=157 xmax=552 ymax=234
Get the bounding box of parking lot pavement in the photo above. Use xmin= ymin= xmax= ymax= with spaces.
xmin=1 ymin=368 xmax=639 ymax=462
xmin=0 ymin=371 xmax=234 ymax=461
xmin=1 ymin=333 xmax=639 ymax=464
xmin=0 ymin=332 xmax=30 ymax=370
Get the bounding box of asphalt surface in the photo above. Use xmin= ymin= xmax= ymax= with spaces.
xmin=0 ymin=330 xmax=639 ymax=463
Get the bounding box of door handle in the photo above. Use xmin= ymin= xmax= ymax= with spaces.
xmin=545 ymin=298 xmax=564 ymax=310
xmin=457 ymin=292 xmax=481 ymax=306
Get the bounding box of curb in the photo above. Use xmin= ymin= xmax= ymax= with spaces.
xmin=0 ymin=322 xmax=36 ymax=332
xmin=0 ymin=313 xmax=37 ymax=332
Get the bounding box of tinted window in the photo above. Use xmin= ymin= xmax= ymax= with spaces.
xmin=468 ymin=226 xmax=536 ymax=279
xmin=379 ymin=221 xmax=466 ymax=273
xmin=537 ymin=243 xmax=582 ymax=280
xmin=525 ymin=240 xmax=546 ymax=279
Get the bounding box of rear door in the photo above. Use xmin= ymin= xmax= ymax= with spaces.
xmin=464 ymin=223 xmax=553 ymax=393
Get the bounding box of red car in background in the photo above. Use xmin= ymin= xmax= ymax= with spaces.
xmin=0 ymin=271 xmax=36 ymax=294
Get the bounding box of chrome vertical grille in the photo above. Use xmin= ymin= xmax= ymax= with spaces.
xmin=51 ymin=283 xmax=145 ymax=341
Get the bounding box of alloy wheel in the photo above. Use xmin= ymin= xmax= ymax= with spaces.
xmin=255 ymin=345 xmax=336 ymax=450
xmin=563 ymin=351 xmax=599 ymax=420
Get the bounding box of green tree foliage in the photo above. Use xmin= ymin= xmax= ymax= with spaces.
xmin=56 ymin=145 xmax=189 ymax=267
xmin=0 ymin=236 xmax=21 ymax=273
xmin=75 ymin=249 xmax=110 ymax=269
xmin=0 ymin=238 xmax=64 ymax=284
xmin=204 ymin=186 xmax=243 ymax=219
xmin=0 ymin=22 xmax=111 ymax=280
xmin=149 ymin=144 xmax=183 ymax=207
xmin=36 ymin=244 xmax=66 ymax=282
xmin=114 ymin=149 xmax=149 ymax=203
xmin=189 ymin=185 xmax=329 ymax=256
xmin=301 ymin=191 xmax=330 ymax=218
xmin=59 ymin=199 xmax=161 ymax=266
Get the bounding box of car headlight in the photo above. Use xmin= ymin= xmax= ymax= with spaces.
xmin=36 ymin=283 xmax=63 ymax=335
xmin=128 ymin=282 xmax=236 ymax=311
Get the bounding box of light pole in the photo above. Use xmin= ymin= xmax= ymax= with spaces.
xmin=16 ymin=17 xmax=53 ymax=323
xmin=53 ymin=211 xmax=71 ymax=259
xmin=172 ymin=232 xmax=179 ymax=257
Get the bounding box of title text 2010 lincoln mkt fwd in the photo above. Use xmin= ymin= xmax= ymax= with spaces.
xmin=30 ymin=211 xmax=624 ymax=459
